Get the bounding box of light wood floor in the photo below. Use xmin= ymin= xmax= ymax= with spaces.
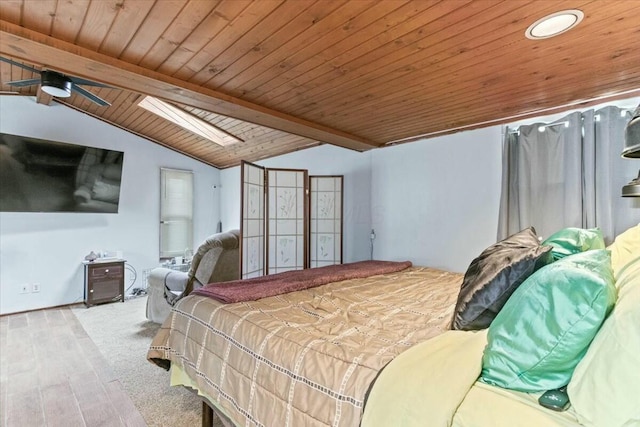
xmin=0 ymin=306 xmax=147 ymax=427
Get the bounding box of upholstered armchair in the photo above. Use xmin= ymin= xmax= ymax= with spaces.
xmin=146 ymin=229 xmax=240 ymax=324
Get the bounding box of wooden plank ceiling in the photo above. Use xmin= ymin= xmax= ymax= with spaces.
xmin=1 ymin=0 xmax=639 ymax=169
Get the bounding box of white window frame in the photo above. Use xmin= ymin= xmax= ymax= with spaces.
xmin=160 ymin=168 xmax=193 ymax=259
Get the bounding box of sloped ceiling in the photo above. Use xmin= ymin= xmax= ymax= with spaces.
xmin=1 ymin=0 xmax=639 ymax=168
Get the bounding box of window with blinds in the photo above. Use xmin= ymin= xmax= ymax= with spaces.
xmin=160 ymin=168 xmax=193 ymax=259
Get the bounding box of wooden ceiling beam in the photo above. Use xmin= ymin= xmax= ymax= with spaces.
xmin=0 ymin=20 xmax=378 ymax=152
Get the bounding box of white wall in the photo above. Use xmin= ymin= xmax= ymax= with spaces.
xmin=0 ymin=96 xmax=220 ymax=315
xmin=368 ymin=99 xmax=639 ymax=275
xmin=371 ymin=126 xmax=504 ymax=272
xmin=220 ymin=128 xmax=504 ymax=272
xmin=220 ymin=144 xmax=373 ymax=262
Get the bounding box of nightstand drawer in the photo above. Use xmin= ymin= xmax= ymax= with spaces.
xmin=90 ymin=264 xmax=123 ymax=278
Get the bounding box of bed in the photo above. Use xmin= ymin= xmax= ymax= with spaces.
xmin=147 ymin=262 xmax=463 ymax=426
xmin=148 ymin=225 xmax=640 ymax=427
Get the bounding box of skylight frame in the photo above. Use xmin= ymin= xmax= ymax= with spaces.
xmin=138 ymin=96 xmax=242 ymax=147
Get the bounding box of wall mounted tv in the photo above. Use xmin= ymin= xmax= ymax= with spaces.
xmin=0 ymin=132 xmax=124 ymax=213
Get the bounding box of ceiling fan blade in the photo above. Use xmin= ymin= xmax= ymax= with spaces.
xmin=5 ymin=78 xmax=41 ymax=87
xmin=69 ymin=76 xmax=111 ymax=88
xmin=0 ymin=56 xmax=41 ymax=74
xmin=71 ymin=84 xmax=110 ymax=107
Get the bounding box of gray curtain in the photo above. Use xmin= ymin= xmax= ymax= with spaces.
xmin=498 ymin=106 xmax=640 ymax=243
xmin=585 ymin=106 xmax=640 ymax=241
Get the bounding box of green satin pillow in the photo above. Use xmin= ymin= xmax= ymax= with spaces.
xmin=542 ymin=227 xmax=605 ymax=261
xmin=480 ymin=249 xmax=616 ymax=392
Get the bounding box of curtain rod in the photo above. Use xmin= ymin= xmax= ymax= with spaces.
xmin=505 ymin=106 xmax=634 ymax=135
xmin=507 ymin=121 xmax=568 ymax=135
xmin=542 ymin=122 xmax=569 ymax=128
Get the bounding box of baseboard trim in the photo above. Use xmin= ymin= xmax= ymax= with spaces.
xmin=0 ymin=302 xmax=85 ymax=317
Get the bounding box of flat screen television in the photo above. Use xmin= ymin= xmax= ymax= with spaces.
xmin=0 ymin=132 xmax=124 ymax=213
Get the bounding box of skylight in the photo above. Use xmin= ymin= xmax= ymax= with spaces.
xmin=138 ymin=96 xmax=242 ymax=146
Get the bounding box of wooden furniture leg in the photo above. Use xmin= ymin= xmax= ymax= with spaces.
xmin=202 ymin=401 xmax=214 ymax=427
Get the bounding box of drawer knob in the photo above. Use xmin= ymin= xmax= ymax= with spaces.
xmin=105 ymin=269 xmax=109 ymax=272
xmin=90 ymin=289 xmax=94 ymax=293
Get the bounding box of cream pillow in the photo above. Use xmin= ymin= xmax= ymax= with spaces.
xmin=608 ymin=223 xmax=640 ymax=278
xmin=567 ymin=257 xmax=640 ymax=427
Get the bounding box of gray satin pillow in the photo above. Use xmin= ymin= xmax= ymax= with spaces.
xmin=451 ymin=227 xmax=553 ymax=331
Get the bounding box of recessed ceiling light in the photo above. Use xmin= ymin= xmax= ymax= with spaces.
xmin=525 ymin=9 xmax=584 ymax=40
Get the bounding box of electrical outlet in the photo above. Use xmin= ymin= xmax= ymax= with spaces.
xmin=19 ymin=284 xmax=29 ymax=294
xmin=32 ymin=283 xmax=41 ymax=293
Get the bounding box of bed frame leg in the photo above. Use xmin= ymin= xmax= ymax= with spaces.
xmin=202 ymin=401 xmax=214 ymax=427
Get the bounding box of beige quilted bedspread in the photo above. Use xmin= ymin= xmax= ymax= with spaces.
xmin=148 ymin=266 xmax=463 ymax=427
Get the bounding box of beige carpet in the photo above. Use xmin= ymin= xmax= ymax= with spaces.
xmin=72 ymin=296 xmax=224 ymax=427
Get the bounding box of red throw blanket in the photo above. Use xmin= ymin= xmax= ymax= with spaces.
xmin=192 ymin=260 xmax=413 ymax=303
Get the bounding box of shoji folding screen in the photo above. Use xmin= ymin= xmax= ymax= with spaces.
xmin=241 ymin=162 xmax=265 ymax=279
xmin=309 ymin=176 xmax=343 ymax=267
xmin=267 ymin=168 xmax=308 ymax=275
xmin=240 ymin=161 xmax=343 ymax=279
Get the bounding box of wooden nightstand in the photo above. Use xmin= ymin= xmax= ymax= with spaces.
xmin=83 ymin=259 xmax=126 ymax=307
